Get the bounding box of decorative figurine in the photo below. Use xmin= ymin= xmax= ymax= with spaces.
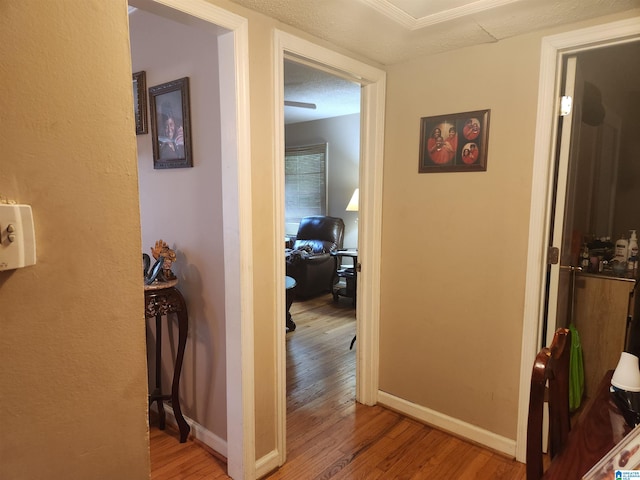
xmin=150 ymin=239 xmax=177 ymax=281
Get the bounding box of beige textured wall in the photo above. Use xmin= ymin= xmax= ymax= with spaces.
xmin=222 ymin=0 xmax=639 ymax=456
xmin=2 ymin=0 xmax=634 ymax=474
xmin=381 ymin=32 xmax=540 ymax=439
xmin=380 ymin=11 xmax=638 ymax=440
xmin=0 ymin=1 xmax=150 ymax=479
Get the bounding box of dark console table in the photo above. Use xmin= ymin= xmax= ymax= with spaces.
xmin=144 ymin=281 xmax=190 ymax=442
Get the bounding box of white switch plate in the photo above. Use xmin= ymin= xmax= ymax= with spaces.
xmin=0 ymin=204 xmax=36 ymax=271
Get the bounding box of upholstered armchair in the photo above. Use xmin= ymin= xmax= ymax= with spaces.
xmin=286 ymin=215 xmax=345 ymax=298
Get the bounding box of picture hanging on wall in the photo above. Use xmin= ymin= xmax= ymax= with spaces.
xmin=133 ymin=71 xmax=148 ymax=135
xmin=149 ymin=77 xmax=193 ymax=169
xmin=418 ymin=109 xmax=490 ymax=173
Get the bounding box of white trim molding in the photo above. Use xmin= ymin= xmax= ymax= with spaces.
xmin=378 ymin=391 xmax=517 ymax=457
xmin=152 ymin=402 xmax=228 ymax=458
xmin=360 ymin=0 xmax=522 ymax=30
xmin=356 ymin=72 xmax=386 ymax=406
xmin=255 ymin=449 xmax=280 ymax=479
xmin=271 ymin=28 xmax=386 ymax=471
xmin=516 ymin=16 xmax=640 ymax=464
xmin=219 ymin=21 xmax=256 ymax=480
xmin=140 ymin=1 xmax=255 ymax=478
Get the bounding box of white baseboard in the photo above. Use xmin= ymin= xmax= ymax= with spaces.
xmin=377 ymin=390 xmax=517 ymax=457
xmin=153 ymin=402 xmax=283 ymax=476
xmin=151 ymin=402 xmax=228 ymax=458
xmin=153 ymin=395 xmax=516 ymax=473
xmin=255 ymin=448 xmax=281 ymax=479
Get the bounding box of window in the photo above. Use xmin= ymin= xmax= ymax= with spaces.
xmin=285 ymin=143 xmax=327 ymax=229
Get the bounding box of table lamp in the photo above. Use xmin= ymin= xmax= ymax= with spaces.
xmin=346 ymin=188 xmax=359 ymax=232
xmin=611 ymin=352 xmax=640 ymax=427
xmin=346 ymin=188 xmax=359 ymax=212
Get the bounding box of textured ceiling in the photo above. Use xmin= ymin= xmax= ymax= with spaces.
xmin=284 ymin=60 xmax=361 ymax=124
xmin=228 ymin=0 xmax=640 ymax=66
xmin=229 ymin=0 xmax=640 ymax=123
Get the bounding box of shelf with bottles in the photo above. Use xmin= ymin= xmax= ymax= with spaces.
xmin=579 ymin=232 xmax=638 ymax=279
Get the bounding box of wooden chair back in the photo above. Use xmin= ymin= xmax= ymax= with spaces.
xmin=526 ymin=327 xmax=571 ymax=480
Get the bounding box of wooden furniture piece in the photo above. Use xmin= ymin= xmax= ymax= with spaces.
xmin=542 ymin=370 xmax=630 ymax=479
xmin=573 ymin=273 xmax=635 ymax=398
xmin=286 ymin=275 xmax=297 ymax=332
xmin=527 ymin=327 xmax=571 ymax=480
xmin=144 ymin=281 xmax=190 ymax=443
xmin=331 ymin=249 xmax=358 ymax=306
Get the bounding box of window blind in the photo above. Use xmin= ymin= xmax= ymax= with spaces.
xmin=285 ymin=143 xmax=328 ymax=226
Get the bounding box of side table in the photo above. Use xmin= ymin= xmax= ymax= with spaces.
xmin=144 ymin=280 xmax=190 ymax=443
xmin=331 ymin=250 xmax=358 ymax=306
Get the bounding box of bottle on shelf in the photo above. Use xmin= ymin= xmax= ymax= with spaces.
xmin=615 ymin=234 xmax=629 ymax=264
xmin=628 ymin=230 xmax=638 ymax=274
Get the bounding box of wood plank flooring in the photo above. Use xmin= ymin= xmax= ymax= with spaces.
xmin=149 ymin=426 xmax=229 ymax=480
xmin=150 ymin=293 xmax=526 ymax=479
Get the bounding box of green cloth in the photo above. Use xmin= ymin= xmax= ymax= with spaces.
xmin=569 ymin=323 xmax=585 ymax=411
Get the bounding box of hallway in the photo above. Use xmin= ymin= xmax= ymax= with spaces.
xmin=150 ymin=294 xmax=525 ymax=479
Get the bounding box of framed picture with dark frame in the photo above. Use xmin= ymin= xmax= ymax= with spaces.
xmin=133 ymin=71 xmax=148 ymax=135
xmin=418 ymin=109 xmax=490 ymax=173
xmin=149 ymin=77 xmax=193 ymax=169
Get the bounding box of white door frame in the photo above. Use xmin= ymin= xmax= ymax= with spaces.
xmin=132 ymin=0 xmax=254 ymax=477
xmin=270 ymin=30 xmax=386 ymax=471
xmin=515 ymin=16 xmax=640 ymax=463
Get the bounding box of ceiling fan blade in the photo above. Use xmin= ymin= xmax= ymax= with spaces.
xmin=284 ymin=100 xmax=317 ymax=109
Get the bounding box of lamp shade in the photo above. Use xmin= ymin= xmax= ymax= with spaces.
xmin=346 ymin=188 xmax=359 ymax=212
xmin=612 ymin=352 xmax=640 ymax=392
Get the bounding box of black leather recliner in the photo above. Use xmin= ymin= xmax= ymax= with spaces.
xmin=286 ymin=215 xmax=345 ymax=298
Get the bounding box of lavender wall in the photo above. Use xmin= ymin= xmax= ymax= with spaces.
xmin=130 ymin=8 xmax=228 ymax=445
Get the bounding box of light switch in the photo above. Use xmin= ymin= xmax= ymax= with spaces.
xmin=0 ymin=204 xmax=36 ymax=271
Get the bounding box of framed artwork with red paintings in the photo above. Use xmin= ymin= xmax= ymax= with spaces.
xmin=418 ymin=109 xmax=490 ymax=173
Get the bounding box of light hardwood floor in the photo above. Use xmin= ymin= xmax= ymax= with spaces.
xmin=150 ymin=293 xmax=526 ymax=479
